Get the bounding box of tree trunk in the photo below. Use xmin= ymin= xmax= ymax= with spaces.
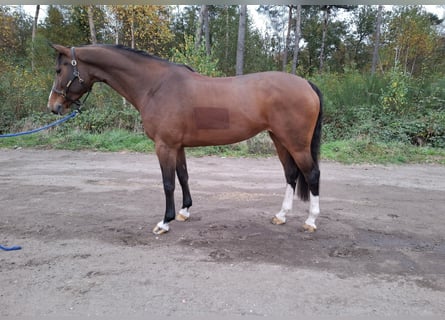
xmin=291 ymin=5 xmax=301 ymax=75
xmin=225 ymin=6 xmax=229 ymax=63
xmin=319 ymin=6 xmax=330 ymax=72
xmin=130 ymin=6 xmax=135 ymax=49
xmin=282 ymin=5 xmax=293 ymax=72
xmin=87 ymin=5 xmax=97 ymax=45
xmin=195 ymin=5 xmax=207 ymax=50
xmin=114 ymin=17 xmax=119 ymax=45
xmin=204 ymin=6 xmax=211 ymax=56
xmin=31 ymin=5 xmax=40 ymax=71
xmin=371 ymin=5 xmax=383 ymax=75
xmin=236 ymin=5 xmax=247 ymax=76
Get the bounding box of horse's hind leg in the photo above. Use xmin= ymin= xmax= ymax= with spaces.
xmin=269 ymin=132 xmax=300 ymax=225
xmin=291 ymin=151 xmax=320 ymax=232
xmin=176 ymin=147 xmax=192 ymax=221
xmin=270 ymin=131 xmax=321 ymax=232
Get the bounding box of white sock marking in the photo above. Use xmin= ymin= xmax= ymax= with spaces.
xmin=275 ymin=184 xmax=294 ymax=222
xmin=178 ymin=207 xmax=190 ymax=218
xmin=305 ymin=192 xmax=320 ymax=228
xmin=156 ymin=220 xmax=170 ymax=232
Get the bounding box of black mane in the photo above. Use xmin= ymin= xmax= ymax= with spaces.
xmin=107 ymin=44 xmax=195 ymax=72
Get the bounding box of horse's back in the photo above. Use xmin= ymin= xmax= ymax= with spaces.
xmin=189 ymin=71 xmax=318 ymax=111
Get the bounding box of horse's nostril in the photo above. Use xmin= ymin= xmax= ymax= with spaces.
xmin=50 ymin=104 xmax=62 ymax=115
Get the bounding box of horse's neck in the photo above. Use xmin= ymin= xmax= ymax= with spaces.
xmin=82 ymin=48 xmax=166 ymax=110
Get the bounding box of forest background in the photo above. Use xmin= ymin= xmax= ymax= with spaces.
xmin=0 ymin=5 xmax=444 ymax=163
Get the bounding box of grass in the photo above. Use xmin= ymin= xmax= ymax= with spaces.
xmin=322 ymin=140 xmax=445 ymax=165
xmin=0 ymin=129 xmax=154 ymax=152
xmin=1 ymin=129 xmax=444 ymax=165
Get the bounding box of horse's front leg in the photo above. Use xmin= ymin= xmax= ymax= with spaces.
xmin=176 ymin=147 xmax=192 ymax=222
xmin=153 ymin=143 xmax=178 ymax=235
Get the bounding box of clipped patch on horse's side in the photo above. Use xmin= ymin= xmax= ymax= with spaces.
xmin=193 ymin=107 xmax=230 ymax=130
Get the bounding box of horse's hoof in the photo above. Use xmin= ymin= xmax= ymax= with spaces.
xmin=176 ymin=212 xmax=189 ymax=222
xmin=152 ymin=221 xmax=170 ymax=235
xmin=271 ymin=216 xmax=286 ymax=225
xmin=302 ymin=223 xmax=317 ymax=233
xmin=152 ymin=226 xmax=169 ymax=235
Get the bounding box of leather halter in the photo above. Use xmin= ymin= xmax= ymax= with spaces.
xmin=52 ymin=47 xmax=90 ymax=108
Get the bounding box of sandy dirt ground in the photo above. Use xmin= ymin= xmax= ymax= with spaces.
xmin=0 ymin=148 xmax=444 ymax=317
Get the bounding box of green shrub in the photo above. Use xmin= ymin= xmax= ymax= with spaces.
xmin=171 ymin=35 xmax=224 ymax=77
xmin=380 ymin=65 xmax=410 ymax=115
xmin=67 ymin=106 xmax=142 ymax=134
xmin=310 ymin=69 xmax=444 ymax=148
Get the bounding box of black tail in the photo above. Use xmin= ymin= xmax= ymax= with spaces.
xmin=296 ymin=81 xmax=323 ymax=201
xmin=308 ymin=81 xmax=323 ymax=168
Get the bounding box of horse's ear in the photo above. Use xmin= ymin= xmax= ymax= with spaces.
xmin=50 ymin=44 xmax=70 ymax=56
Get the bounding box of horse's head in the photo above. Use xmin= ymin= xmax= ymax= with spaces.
xmin=47 ymin=44 xmax=92 ymax=115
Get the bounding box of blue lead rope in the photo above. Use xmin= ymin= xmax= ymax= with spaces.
xmin=0 ymin=244 xmax=22 ymax=251
xmin=0 ymin=110 xmax=79 ymax=138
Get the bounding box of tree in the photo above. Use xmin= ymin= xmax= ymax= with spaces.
xmin=209 ymin=5 xmax=238 ymax=75
xmin=319 ymin=5 xmax=355 ymax=72
xmin=223 ymin=5 xmax=230 ymax=67
xmin=31 ymin=5 xmax=40 ymax=71
xmin=195 ymin=5 xmax=210 ymax=55
xmin=204 ymin=6 xmax=211 ymax=56
xmin=0 ymin=6 xmax=31 ymax=61
xmin=343 ymin=6 xmax=377 ymax=70
xmin=43 ymin=6 xmax=79 ymax=45
xmin=382 ymin=6 xmax=442 ymax=76
xmin=341 ymin=5 xmax=378 ymax=72
xmin=291 ymin=5 xmax=302 ymax=74
xmin=318 ymin=6 xmax=328 ymax=72
xmin=371 ymin=5 xmax=383 ymax=74
xmin=235 ymin=5 xmax=247 ymax=75
xmin=282 ymin=5 xmax=293 ymax=71
xmin=70 ymin=6 xmax=100 ymax=44
xmin=257 ymin=5 xmax=287 ymax=68
xmin=243 ymin=26 xmax=276 ymax=74
xmin=0 ymin=7 xmax=17 ymax=59
xmin=298 ymin=6 xmax=334 ymax=74
xmin=171 ymin=35 xmax=223 ymax=77
xmin=110 ymin=5 xmax=173 ymax=57
xmin=87 ymin=5 xmax=97 ymax=44
xmin=171 ymin=5 xmax=199 ymax=48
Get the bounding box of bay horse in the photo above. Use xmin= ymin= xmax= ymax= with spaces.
xmin=47 ymin=44 xmax=323 ymax=235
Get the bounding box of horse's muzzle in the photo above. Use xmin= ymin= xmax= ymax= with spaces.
xmin=47 ymin=101 xmax=64 ymax=115
xmin=51 ymin=103 xmax=63 ymax=115
xmin=48 ymin=91 xmax=67 ymax=115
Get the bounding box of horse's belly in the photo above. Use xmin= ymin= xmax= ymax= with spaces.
xmin=181 ymin=105 xmax=266 ymax=147
xmin=183 ymin=126 xmax=264 ymax=147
